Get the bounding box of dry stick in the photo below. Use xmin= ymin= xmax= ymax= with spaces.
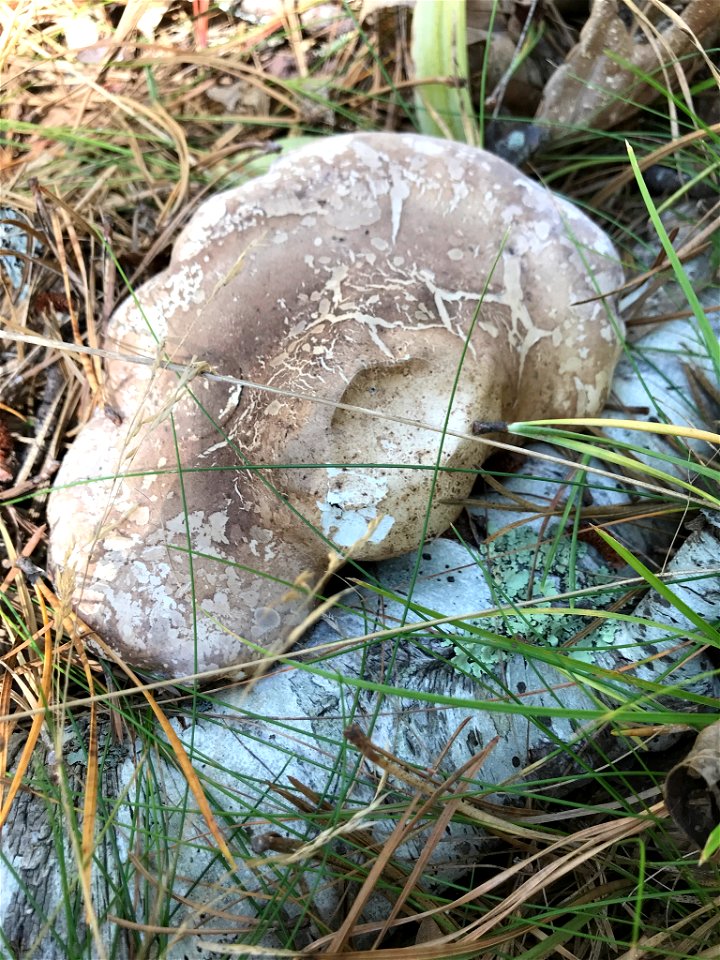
xmin=620 ymin=221 xmax=720 ymax=323
xmin=341 ymin=74 xmax=466 ymax=109
xmin=13 ymin=364 xmax=65 ymax=487
xmin=65 ymin=218 xmax=103 ymax=391
xmin=48 ymin=213 xmax=99 ymax=395
xmin=488 ymin=0 xmax=541 ymax=118
xmin=283 ymin=1 xmax=308 ymax=79
xmin=577 ymin=218 xmax=717 ymax=306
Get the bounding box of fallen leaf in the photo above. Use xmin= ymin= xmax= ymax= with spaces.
xmin=665 ymin=722 xmax=720 ymax=849
xmin=536 ymin=0 xmax=720 ymax=137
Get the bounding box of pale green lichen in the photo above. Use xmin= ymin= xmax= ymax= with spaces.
xmin=442 ymin=526 xmax=621 ymax=676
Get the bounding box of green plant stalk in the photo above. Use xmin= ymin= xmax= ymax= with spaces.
xmin=507 ymin=425 xmax=720 ymax=490
xmin=476 ymin=0 xmax=501 ymax=147
xmin=699 ymin=821 xmax=720 ymax=865
xmin=411 ymin=0 xmax=476 ymax=143
xmin=508 ymin=418 xmax=720 ymax=445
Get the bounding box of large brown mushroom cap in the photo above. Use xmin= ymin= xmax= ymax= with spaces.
xmin=47 ymin=132 xmax=624 ymax=677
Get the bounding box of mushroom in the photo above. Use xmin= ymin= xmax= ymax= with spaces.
xmin=47 ymin=132 xmax=624 ymax=678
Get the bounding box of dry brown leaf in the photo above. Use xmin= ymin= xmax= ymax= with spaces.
xmin=665 ymin=722 xmax=720 ymax=849
xmin=415 ymin=917 xmax=443 ymax=945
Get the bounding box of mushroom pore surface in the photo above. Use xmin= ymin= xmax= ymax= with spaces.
xmin=47 ymin=132 xmax=625 ymax=678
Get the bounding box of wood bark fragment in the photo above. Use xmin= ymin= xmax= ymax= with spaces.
xmin=665 ymin=721 xmax=720 ymax=849
xmin=535 ymin=0 xmax=720 ymax=137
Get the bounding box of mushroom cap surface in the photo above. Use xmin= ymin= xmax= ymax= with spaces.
xmin=47 ymin=132 xmax=625 ymax=678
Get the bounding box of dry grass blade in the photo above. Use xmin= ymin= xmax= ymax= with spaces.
xmin=642 ymin=0 xmax=720 ymax=85
xmin=371 ymin=735 xmax=500 ymax=948
xmin=0 ymin=523 xmax=46 ymax=816
xmin=0 ymin=581 xmax=53 ymax=829
xmin=199 ymin=940 xmax=493 ymax=958
xmin=310 ymin=731 xmax=506 ymax=954
xmin=42 ymin=199 xmax=100 ymax=398
xmin=575 ymin=208 xmax=720 ymax=305
xmin=267 ymin=777 xmax=445 ymax=915
xmin=591 ymin=120 xmax=720 ymax=206
xmin=615 ymin=892 xmax=720 ymax=960
xmin=303 ymin=803 xmax=663 ymax=956
xmin=322 ymin=791 xmax=425 ymax=954
xmin=72 ymin=609 xmax=98 ymax=896
xmin=460 ymin=805 xmax=664 ymax=944
xmin=85 ymin=627 xmax=238 ymax=872
xmin=34 ymin=584 xmax=103 ymax=956
xmin=0 ymin=670 xmax=12 ymax=814
xmin=31 ymin=577 xmax=238 ymax=872
xmin=45 ymin=189 xmax=103 ymax=390
xmin=346 ymin=725 xmax=574 ymax=845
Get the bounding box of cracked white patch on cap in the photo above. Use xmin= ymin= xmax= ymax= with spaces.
xmin=318 ymin=469 xmax=395 ymax=548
